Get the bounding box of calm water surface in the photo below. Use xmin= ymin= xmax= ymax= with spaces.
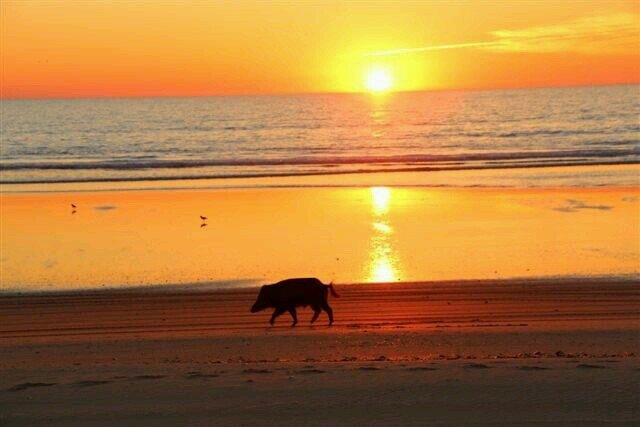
xmin=2 ymin=85 xmax=638 ymax=186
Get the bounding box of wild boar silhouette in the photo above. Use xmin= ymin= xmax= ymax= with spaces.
xmin=250 ymin=278 xmax=340 ymax=326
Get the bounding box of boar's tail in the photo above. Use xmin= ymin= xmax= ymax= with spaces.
xmin=328 ymin=282 xmax=340 ymax=298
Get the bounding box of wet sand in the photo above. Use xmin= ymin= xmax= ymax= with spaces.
xmin=2 ymin=185 xmax=639 ymax=291
xmin=1 ymin=278 xmax=639 ymax=425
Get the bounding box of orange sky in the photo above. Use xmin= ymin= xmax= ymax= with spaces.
xmin=1 ymin=0 xmax=639 ymax=99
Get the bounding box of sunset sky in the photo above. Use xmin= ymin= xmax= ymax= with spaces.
xmin=1 ymin=0 xmax=639 ymax=99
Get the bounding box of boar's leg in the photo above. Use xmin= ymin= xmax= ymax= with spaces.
xmin=310 ymin=305 xmax=321 ymax=324
xmin=321 ymin=302 xmax=334 ymax=326
xmin=288 ymin=307 xmax=298 ymax=327
xmin=270 ymin=308 xmax=286 ymax=325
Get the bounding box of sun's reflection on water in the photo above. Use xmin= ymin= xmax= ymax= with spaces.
xmin=371 ymin=187 xmax=391 ymax=215
xmin=366 ymin=187 xmax=401 ymax=283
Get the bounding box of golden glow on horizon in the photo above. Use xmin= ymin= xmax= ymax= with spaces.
xmin=1 ymin=1 xmax=638 ymax=98
xmin=365 ymin=68 xmax=393 ymax=92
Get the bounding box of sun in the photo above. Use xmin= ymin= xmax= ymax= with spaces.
xmin=365 ymin=69 xmax=393 ymax=93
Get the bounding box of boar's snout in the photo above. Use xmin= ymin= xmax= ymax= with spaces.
xmin=250 ymin=287 xmax=269 ymax=313
xmin=250 ymin=300 xmax=269 ymax=313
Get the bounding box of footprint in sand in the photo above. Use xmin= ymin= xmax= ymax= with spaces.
xmin=8 ymin=382 xmax=57 ymax=392
xmin=464 ymin=363 xmax=492 ymax=369
xmin=185 ymin=372 xmax=220 ymax=379
xmin=576 ymin=364 xmax=606 ymax=369
xmin=517 ymin=366 xmax=550 ymax=371
xmin=72 ymin=380 xmax=112 ymax=387
xmin=295 ymin=369 xmax=327 ymax=374
xmin=242 ymin=368 xmax=272 ymax=374
xmin=132 ymin=375 xmax=166 ymax=380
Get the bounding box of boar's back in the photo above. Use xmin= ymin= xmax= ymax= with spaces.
xmin=267 ymin=278 xmax=327 ymax=307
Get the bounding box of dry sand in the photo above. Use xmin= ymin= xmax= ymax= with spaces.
xmin=1 ymin=278 xmax=639 ymax=426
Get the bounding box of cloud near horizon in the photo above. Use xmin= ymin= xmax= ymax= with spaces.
xmin=365 ymin=13 xmax=639 ymax=57
xmin=552 ymin=199 xmax=614 ymax=213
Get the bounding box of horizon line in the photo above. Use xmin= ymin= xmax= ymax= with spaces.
xmin=1 ymin=81 xmax=638 ymax=102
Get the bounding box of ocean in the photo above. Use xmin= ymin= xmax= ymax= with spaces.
xmin=1 ymin=84 xmax=639 ymax=291
xmin=2 ymin=84 xmax=638 ymax=188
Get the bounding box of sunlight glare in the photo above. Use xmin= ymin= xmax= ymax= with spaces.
xmin=365 ymin=69 xmax=393 ymax=92
xmin=371 ymin=187 xmax=391 ymax=215
xmin=370 ymin=249 xmax=397 ymax=282
xmin=367 ymin=186 xmax=400 ymax=282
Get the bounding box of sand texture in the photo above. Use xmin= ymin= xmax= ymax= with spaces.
xmin=1 ymin=278 xmax=639 ymax=425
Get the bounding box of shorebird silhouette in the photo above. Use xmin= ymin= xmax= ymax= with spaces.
xmin=200 ymin=215 xmax=207 ymax=221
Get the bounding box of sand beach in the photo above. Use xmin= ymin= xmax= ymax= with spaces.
xmin=1 ymin=278 xmax=639 ymax=425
